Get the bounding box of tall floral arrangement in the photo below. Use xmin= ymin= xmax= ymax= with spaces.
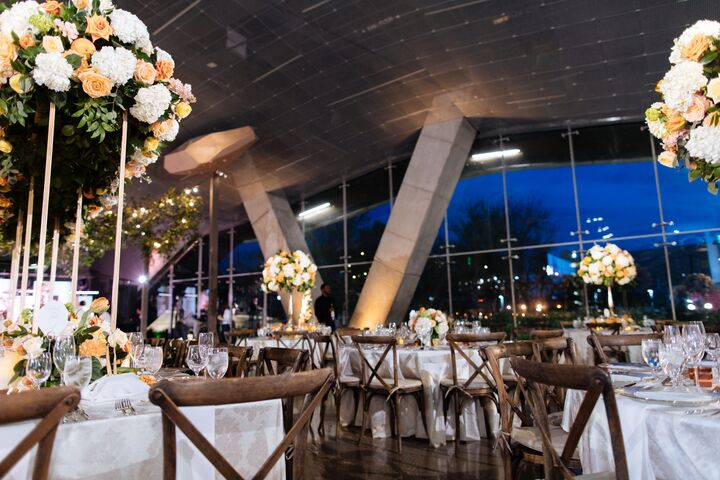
xmin=261 ymin=250 xmax=317 ymax=293
xmin=408 ymin=307 xmax=449 ymax=346
xmin=646 ymin=20 xmax=720 ymax=194
xmin=0 ymin=296 xmax=129 ymax=390
xmin=576 ymin=243 xmax=636 ymax=287
xmin=0 ymin=0 xmax=195 ymax=239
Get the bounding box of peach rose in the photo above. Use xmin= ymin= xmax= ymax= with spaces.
xmin=70 ymin=54 xmax=90 ymax=77
xmin=657 ymin=151 xmax=678 ymax=168
xmin=72 ymin=0 xmax=89 ymax=9
xmin=155 ymin=59 xmax=174 ymax=82
xmin=662 ymin=105 xmax=686 ymax=133
xmin=682 ymin=94 xmax=711 ymax=122
xmin=704 ymin=111 xmax=720 ymax=127
xmin=134 ymin=60 xmax=156 ymax=85
xmin=707 ymin=77 xmax=720 ymax=104
xmin=0 ymin=34 xmax=16 ymax=65
xmin=149 ymin=118 xmax=173 ymax=138
xmin=682 ymin=34 xmax=710 ymax=62
xmin=90 ymin=297 xmax=110 ymax=313
xmin=42 ymin=35 xmax=64 ymax=53
xmin=85 ymin=15 xmax=113 ymax=43
xmin=0 ymin=177 xmax=7 ymax=188
xmin=71 ymin=37 xmax=95 ymax=58
xmin=79 ymin=70 xmax=112 ymax=98
xmin=0 ymin=195 xmax=12 ymax=208
xmin=18 ymin=33 xmax=35 ymax=49
xmin=41 ymin=1 xmax=61 ymax=15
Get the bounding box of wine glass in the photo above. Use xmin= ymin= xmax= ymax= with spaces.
xmin=705 ymin=333 xmax=720 ymax=385
xmin=663 ymin=325 xmax=682 ymax=345
xmin=206 ymin=348 xmax=228 ymax=380
xmin=63 ymin=356 xmax=92 ymax=390
xmin=145 ymin=346 xmax=163 ymax=375
xmin=683 ymin=324 xmax=705 ymax=387
xmin=128 ymin=332 xmax=144 ymax=368
xmin=416 ymin=324 xmax=432 ymax=349
xmin=641 ymin=339 xmax=662 ymax=375
xmin=659 ymin=342 xmax=685 ymax=387
xmin=26 ymin=352 xmax=51 ymax=388
xmin=198 ymin=332 xmax=214 ymax=354
xmin=53 ymin=335 xmax=76 ymax=384
xmin=186 ymin=345 xmax=209 ymax=376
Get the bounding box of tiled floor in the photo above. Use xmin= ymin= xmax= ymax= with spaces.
xmin=304 ymin=421 xmax=506 ymax=479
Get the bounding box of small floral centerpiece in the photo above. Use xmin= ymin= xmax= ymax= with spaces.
xmin=408 ymin=307 xmax=450 ymax=347
xmin=0 ymin=296 xmax=129 ymax=390
xmin=576 ymin=243 xmax=637 ymax=319
xmin=646 ymin=20 xmax=720 ymax=194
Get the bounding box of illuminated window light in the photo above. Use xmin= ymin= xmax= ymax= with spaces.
xmin=298 ymin=202 xmax=331 ymax=219
xmin=470 ymin=148 xmax=521 ymax=162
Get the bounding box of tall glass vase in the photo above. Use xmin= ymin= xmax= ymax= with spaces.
xmin=607 ymin=285 xmax=615 ymax=318
xmin=287 ymin=290 xmax=303 ymax=329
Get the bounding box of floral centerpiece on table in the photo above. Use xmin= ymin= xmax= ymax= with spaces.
xmin=408 ymin=307 xmax=450 ymax=347
xmin=646 ymin=20 xmax=720 ymax=194
xmin=0 ymin=0 xmax=195 ymax=239
xmin=0 ymin=296 xmax=129 ymax=390
xmin=576 ymin=243 xmax=637 ymax=321
xmin=262 ymin=250 xmax=318 ymax=327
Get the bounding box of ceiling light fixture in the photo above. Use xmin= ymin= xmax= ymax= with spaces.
xmin=470 ymin=148 xmax=521 ymax=162
xmin=298 ymin=202 xmax=331 ymax=219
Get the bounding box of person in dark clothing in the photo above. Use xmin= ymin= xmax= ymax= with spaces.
xmin=314 ymin=283 xmax=337 ymax=330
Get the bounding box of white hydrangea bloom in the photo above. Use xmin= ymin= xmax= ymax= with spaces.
xmin=32 ymin=52 xmax=73 ymax=92
xmin=659 ymin=61 xmax=708 ymax=113
xmin=669 ymin=20 xmax=720 ymax=64
xmin=130 ymin=148 xmax=158 ymax=167
xmin=91 ymin=46 xmax=136 ymax=86
xmin=0 ymin=1 xmax=41 ymax=36
xmin=99 ymin=0 xmax=114 ymax=13
xmin=646 ymin=119 xmax=667 ymax=139
xmin=686 ymin=125 xmax=720 ymax=163
xmin=156 ymin=118 xmax=178 ymax=142
xmin=109 ymin=9 xmax=150 ymax=49
xmin=130 ymin=84 xmax=172 ymax=123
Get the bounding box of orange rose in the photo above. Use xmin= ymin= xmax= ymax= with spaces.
xmin=71 ymin=38 xmax=95 ymax=58
xmin=155 ymin=59 xmax=174 ymax=82
xmin=18 ymin=34 xmax=35 ymax=49
xmin=79 ymin=70 xmax=112 ymax=98
xmin=662 ymin=105 xmax=686 ymax=133
xmin=85 ymin=15 xmax=113 ymax=43
xmin=41 ymin=1 xmax=61 ymax=15
xmin=0 ymin=34 xmax=15 ymax=65
xmin=0 ymin=177 xmax=8 ymax=188
xmin=134 ymin=60 xmax=156 ymax=85
xmin=149 ymin=118 xmax=173 ymax=138
xmin=683 ymin=34 xmax=710 ymax=62
xmin=0 ymin=195 xmax=12 ymax=208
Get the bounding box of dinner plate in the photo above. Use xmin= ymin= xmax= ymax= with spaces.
xmin=623 ymin=386 xmax=718 ymax=406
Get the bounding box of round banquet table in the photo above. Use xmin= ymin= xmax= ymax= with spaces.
xmin=562 ymin=372 xmax=720 ymax=480
xmin=337 ymin=344 xmax=509 ymax=447
xmin=0 ymin=396 xmax=285 ymax=480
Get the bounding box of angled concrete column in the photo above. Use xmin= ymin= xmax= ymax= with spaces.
xmin=351 ymin=109 xmax=475 ymax=328
xmin=234 ymin=167 xmax=322 ymax=317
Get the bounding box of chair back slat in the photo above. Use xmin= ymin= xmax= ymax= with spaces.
xmin=164 ymin=339 xmax=187 ymax=368
xmin=256 ymin=347 xmax=307 ymax=376
xmin=0 ymin=386 xmax=80 ymax=480
xmin=529 ymin=329 xmax=564 ymax=340
xmin=485 ymin=342 xmax=535 ymax=434
xmin=446 ymin=332 xmax=505 ymax=390
xmin=512 ymin=358 xmax=629 ymax=480
xmin=587 ymin=333 xmax=661 ymax=364
xmin=149 ymin=369 xmax=334 ymax=480
xmin=307 ymin=333 xmax=337 ymax=373
xmin=273 ymin=332 xmax=308 ymax=351
xmin=227 ymin=346 xmax=253 ymax=377
xmin=532 ymin=337 xmax=576 ymax=411
xmin=351 ymin=335 xmax=398 ymax=392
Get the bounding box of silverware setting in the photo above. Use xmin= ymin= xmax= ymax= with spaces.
xmin=115 ymin=398 xmax=136 ymax=416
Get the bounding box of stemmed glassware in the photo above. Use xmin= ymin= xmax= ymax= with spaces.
xmin=683 ymin=324 xmax=706 ymax=388
xmin=659 ymin=341 xmax=685 ymax=386
xmin=63 ymin=356 xmax=92 ymax=390
xmin=53 ymin=335 xmax=76 ymax=384
xmin=705 ymin=333 xmax=720 ymax=385
xmin=206 ymin=347 xmax=228 ymax=380
xmin=186 ymin=345 xmax=209 ymax=376
xmin=416 ymin=324 xmax=432 ymax=350
xmin=641 ymin=339 xmax=662 ymax=375
xmin=138 ymin=346 xmax=163 ymax=375
xmin=198 ymin=332 xmax=214 ymax=351
xmin=26 ymin=352 xmax=51 ymax=389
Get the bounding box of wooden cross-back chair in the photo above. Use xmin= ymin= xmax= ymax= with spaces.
xmin=226 ymin=345 xmax=254 ymax=377
xmin=306 ymin=333 xmax=339 ymax=436
xmin=512 ymin=358 xmax=629 ymax=480
xmin=441 ymin=332 xmax=506 ymax=454
xmin=532 ymin=337 xmax=577 ymax=412
xmin=272 ymin=332 xmax=309 ymax=351
xmin=227 ymin=329 xmax=255 ymax=346
xmin=485 ymin=341 xmax=537 ymax=480
xmin=530 ymin=329 xmax=565 ymax=341
xmin=163 ymin=339 xmax=187 ymax=368
xmin=587 ymin=333 xmax=662 ymax=365
xmin=0 ymin=386 xmax=80 ymax=480
xmin=146 ymin=337 xmax=167 ymax=348
xmin=334 ymin=327 xmax=363 ymax=345
xmin=351 ymin=335 xmax=428 ymax=454
xmin=149 ymin=368 xmax=335 ymax=480
xmin=256 ymin=347 xmax=308 ymax=377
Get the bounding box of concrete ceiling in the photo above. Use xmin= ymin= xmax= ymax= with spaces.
xmin=119 ymin=0 xmax=720 ymax=231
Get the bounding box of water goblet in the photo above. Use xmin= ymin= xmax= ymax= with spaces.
xmin=128 ymin=332 xmax=144 ymax=368
xmin=26 ymin=352 xmax=51 ymax=388
xmin=198 ymin=332 xmax=215 ymax=351
xmin=641 ymin=339 xmax=662 ymax=375
xmin=683 ymin=324 xmax=705 ymax=387
xmin=706 ymin=333 xmax=720 ymax=385
xmin=663 ymin=325 xmax=682 ymax=345
xmin=146 ymin=346 xmax=163 ymax=375
xmin=207 ymin=347 xmax=229 ymax=380
xmin=186 ymin=345 xmax=209 ymax=376
xmin=659 ymin=342 xmax=685 ymax=387
xmin=63 ymin=356 xmax=92 ymax=390
xmin=53 ymin=335 xmax=76 ymax=384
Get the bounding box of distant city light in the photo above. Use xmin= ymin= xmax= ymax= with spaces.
xmin=687 ymin=303 xmax=697 ymax=311
xmin=138 ymin=275 xmax=147 ymax=284
xmin=470 ymin=148 xmax=521 ymax=162
xmin=704 ymin=302 xmax=713 ymax=310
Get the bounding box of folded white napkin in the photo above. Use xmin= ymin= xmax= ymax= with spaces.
xmin=82 ymin=373 xmax=150 ymax=404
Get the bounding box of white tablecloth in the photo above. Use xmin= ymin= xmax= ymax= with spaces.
xmin=564 ymin=328 xmax=650 ymax=365
xmin=562 ymin=381 xmax=720 ymax=479
xmin=0 ymin=398 xmax=286 ymax=480
xmin=338 ymin=345 xmax=508 ymax=447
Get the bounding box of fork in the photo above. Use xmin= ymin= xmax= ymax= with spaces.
xmin=115 ymin=399 xmax=129 ymax=416
xmin=121 ymin=398 xmax=137 ymax=415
